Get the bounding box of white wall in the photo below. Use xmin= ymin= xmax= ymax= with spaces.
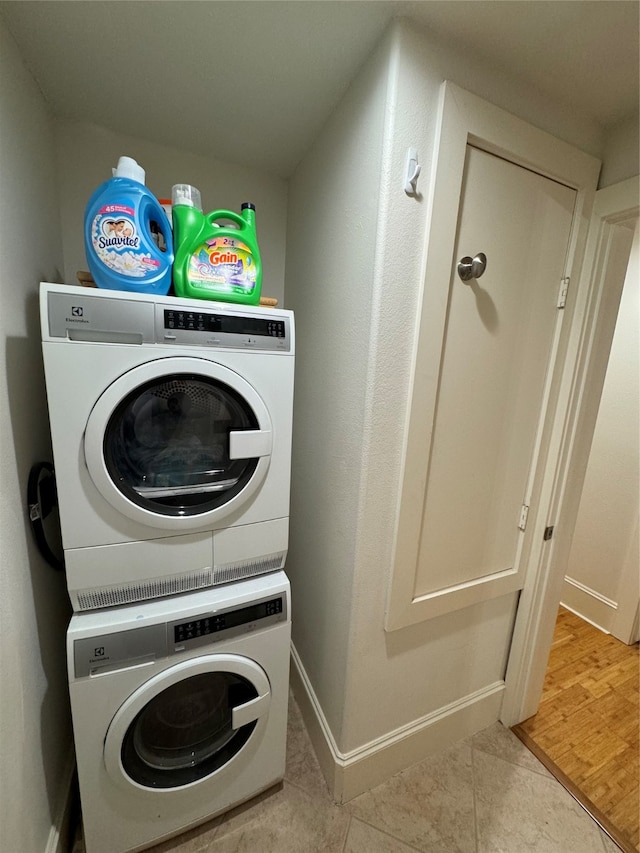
xmin=285 ymin=23 xmax=391 ymax=742
xmin=54 ymin=120 xmax=289 ymax=306
xmin=0 ymin=18 xmax=73 ymax=853
xmin=285 ymin=15 xmax=610 ymax=772
xmin=564 ymin=220 xmax=639 ymax=636
xmin=598 ymin=113 xmax=640 ymax=189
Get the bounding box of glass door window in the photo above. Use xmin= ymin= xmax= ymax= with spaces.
xmin=120 ymin=671 xmax=258 ymax=788
xmin=103 ymin=374 xmax=259 ymax=516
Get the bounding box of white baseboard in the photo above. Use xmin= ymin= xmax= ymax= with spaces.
xmin=290 ymin=645 xmax=504 ymax=803
xmin=45 ymin=749 xmax=76 ymax=853
xmin=561 ymin=576 xmax=617 ymax=634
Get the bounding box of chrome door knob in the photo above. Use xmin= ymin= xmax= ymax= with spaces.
xmin=458 ymin=252 xmax=487 ymax=282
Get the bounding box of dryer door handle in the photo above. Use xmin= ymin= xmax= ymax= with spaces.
xmin=231 ymin=691 xmax=271 ymax=729
xmin=229 ymin=429 xmax=272 ymax=460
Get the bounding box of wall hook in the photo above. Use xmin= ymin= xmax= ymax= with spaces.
xmin=404 ymin=147 xmax=421 ymax=195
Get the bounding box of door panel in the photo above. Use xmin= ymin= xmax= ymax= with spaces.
xmin=415 ymin=147 xmax=576 ymax=597
xmin=390 ymin=144 xmax=576 ymax=623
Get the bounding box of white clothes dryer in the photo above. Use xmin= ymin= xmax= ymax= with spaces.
xmin=40 ymin=283 xmax=295 ymax=611
xmin=67 ymin=571 xmax=291 ymax=853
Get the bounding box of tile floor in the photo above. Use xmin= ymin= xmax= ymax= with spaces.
xmin=73 ymin=691 xmax=623 ymax=853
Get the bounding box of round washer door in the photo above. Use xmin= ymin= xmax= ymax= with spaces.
xmin=84 ymin=357 xmax=272 ymax=530
xmin=104 ymin=654 xmax=271 ymax=792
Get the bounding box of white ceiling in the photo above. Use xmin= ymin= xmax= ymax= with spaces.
xmin=1 ymin=1 xmax=638 ymax=178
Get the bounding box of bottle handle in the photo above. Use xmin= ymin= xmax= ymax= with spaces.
xmin=206 ymin=210 xmax=246 ymax=230
xmin=142 ymin=195 xmax=173 ymax=253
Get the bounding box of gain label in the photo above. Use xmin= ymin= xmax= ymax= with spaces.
xmin=188 ymin=236 xmax=257 ymax=294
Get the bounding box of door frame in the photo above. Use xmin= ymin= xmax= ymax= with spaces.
xmin=386 ymin=81 xmax=600 ymax=631
xmin=502 ymin=175 xmax=640 ymax=724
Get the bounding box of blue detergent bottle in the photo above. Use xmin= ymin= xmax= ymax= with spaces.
xmin=84 ymin=156 xmax=174 ymax=294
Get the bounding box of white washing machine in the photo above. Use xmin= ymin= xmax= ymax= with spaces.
xmin=67 ymin=571 xmax=291 ymax=853
xmin=40 ymin=283 xmax=295 ymax=611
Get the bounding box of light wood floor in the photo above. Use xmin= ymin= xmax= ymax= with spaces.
xmin=513 ymin=606 xmax=639 ymax=853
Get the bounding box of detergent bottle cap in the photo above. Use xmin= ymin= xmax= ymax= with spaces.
xmin=112 ymin=156 xmax=145 ymax=184
xmin=172 ymin=184 xmax=202 ymax=211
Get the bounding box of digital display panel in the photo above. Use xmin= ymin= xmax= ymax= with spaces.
xmin=164 ymin=309 xmax=285 ymax=338
xmin=173 ymin=597 xmax=283 ymax=643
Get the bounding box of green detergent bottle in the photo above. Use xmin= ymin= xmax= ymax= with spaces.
xmin=171 ymin=184 xmax=262 ymax=304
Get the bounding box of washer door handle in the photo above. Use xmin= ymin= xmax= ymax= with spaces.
xmin=229 ymin=429 xmax=272 ymax=459
xmin=231 ymin=691 xmax=271 ymax=729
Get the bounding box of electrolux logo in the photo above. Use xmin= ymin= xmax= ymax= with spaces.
xmin=66 ymin=306 xmax=89 ymax=324
xmin=89 ymin=646 xmax=109 ymax=665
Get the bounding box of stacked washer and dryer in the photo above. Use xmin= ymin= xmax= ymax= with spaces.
xmin=39 ymin=282 xmax=296 ymax=853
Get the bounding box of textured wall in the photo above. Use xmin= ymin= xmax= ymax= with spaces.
xmin=0 ymin=18 xmax=72 ymax=853
xmin=284 ymin=27 xmax=391 ymax=744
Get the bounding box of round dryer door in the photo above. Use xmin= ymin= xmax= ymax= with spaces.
xmin=84 ymin=357 xmax=272 ymax=530
xmin=104 ymin=654 xmax=271 ymax=791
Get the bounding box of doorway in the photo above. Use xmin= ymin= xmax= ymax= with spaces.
xmin=562 ymin=217 xmax=639 ymax=643
xmin=513 ymin=607 xmax=639 ymax=852
xmin=513 ymin=208 xmax=639 ymax=853
xmin=502 ymin=175 xmax=640 ymax=728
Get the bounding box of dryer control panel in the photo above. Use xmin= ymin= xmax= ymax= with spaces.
xmin=73 ymin=593 xmax=287 ymax=677
xmin=42 ymin=286 xmax=293 ymax=353
xmin=160 ymin=308 xmax=291 ymax=351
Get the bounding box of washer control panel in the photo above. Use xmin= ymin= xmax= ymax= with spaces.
xmin=73 ymin=594 xmax=287 ymax=677
xmin=171 ymin=596 xmax=284 ymax=651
